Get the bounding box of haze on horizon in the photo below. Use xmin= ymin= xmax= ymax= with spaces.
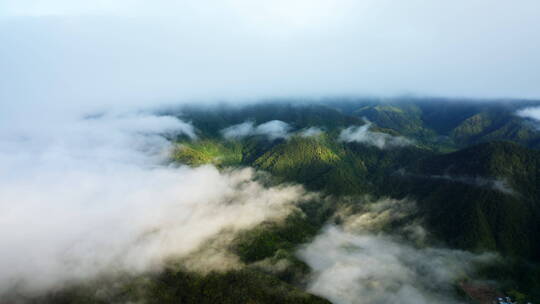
xmin=1 ymin=0 xmax=540 ymax=120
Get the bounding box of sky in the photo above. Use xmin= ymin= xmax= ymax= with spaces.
xmin=1 ymin=0 xmax=540 ymax=120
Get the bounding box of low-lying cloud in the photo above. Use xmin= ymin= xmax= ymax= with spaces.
xmin=221 ymin=120 xmax=291 ymax=140
xmin=337 ymin=199 xmax=423 ymax=238
xmin=0 ymin=112 xmax=309 ymax=297
xmin=517 ymin=106 xmax=540 ymax=129
xmin=339 ymin=122 xmax=413 ymax=149
xmin=430 ymin=175 xmax=515 ymax=195
xmin=299 ymin=226 xmax=495 ymax=304
xmin=395 ymin=170 xmax=516 ymax=196
xmin=517 ymin=106 xmax=540 ymax=121
xmin=297 ymin=198 xmax=497 ymax=304
xmin=299 ymin=127 xmax=324 ymax=137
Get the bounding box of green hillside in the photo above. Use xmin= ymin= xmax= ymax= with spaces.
xmin=391 ymin=141 xmax=540 ymax=260
xmin=254 ymin=136 xmax=341 ymax=184
xmin=45 ymin=268 xmax=331 ymax=304
xmin=172 ymin=140 xmax=243 ymax=167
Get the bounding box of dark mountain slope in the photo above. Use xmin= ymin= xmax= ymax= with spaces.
xmin=391 ymin=141 xmax=540 ymax=260
xmin=146 ymin=269 xmax=331 ymax=304
xmin=45 ymin=268 xmax=331 ymax=304
xmin=451 ymin=111 xmax=540 ymax=148
xmin=413 ymin=141 xmax=540 ymax=200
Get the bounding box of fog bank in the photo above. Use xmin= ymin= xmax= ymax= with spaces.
xmin=339 ymin=122 xmax=413 ymax=149
xmin=0 ymin=112 xmax=310 ymax=296
xmin=298 ymin=199 xmax=497 ymax=304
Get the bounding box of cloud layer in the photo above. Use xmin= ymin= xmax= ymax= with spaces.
xmin=221 ymin=120 xmax=292 ymax=140
xmin=339 ymin=122 xmax=413 ymax=149
xmin=517 ymin=106 xmax=540 ymax=130
xmin=517 ymin=106 xmax=540 ymax=121
xmin=299 ymin=127 xmax=324 ymax=137
xmin=299 ymin=226 xmax=495 ymax=304
xmin=0 ymin=112 xmax=309 ymax=296
xmin=297 ymin=198 xmax=496 ymax=304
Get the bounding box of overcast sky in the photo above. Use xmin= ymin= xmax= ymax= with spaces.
xmin=1 ymin=0 xmax=540 ymax=117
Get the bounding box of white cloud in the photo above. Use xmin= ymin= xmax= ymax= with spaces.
xmin=298 ymin=198 xmax=497 ymax=304
xmin=298 ymin=226 xmax=495 ymax=304
xmin=299 ymin=127 xmax=324 ymax=137
xmin=339 ymin=122 xmax=413 ymax=149
xmin=221 ymin=120 xmax=291 ymax=140
xmin=255 ymin=120 xmax=292 ymax=140
xmin=339 ymin=199 xmax=421 ymax=235
xmin=0 ymin=112 xmax=309 ymax=296
xmin=221 ymin=121 xmax=256 ymax=139
xmin=517 ymin=106 xmax=540 ymax=129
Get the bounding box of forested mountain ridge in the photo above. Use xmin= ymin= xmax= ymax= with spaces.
xmin=391 ymin=141 xmax=540 ymax=260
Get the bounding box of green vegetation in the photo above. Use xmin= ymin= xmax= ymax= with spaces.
xmin=44 ymin=269 xmax=330 ymax=304
xmin=146 ymin=268 xmax=331 ymax=304
xmin=479 ymin=259 xmax=540 ymax=302
xmin=234 ymin=199 xmax=334 ymax=264
xmin=253 ymin=136 xmax=345 ymax=190
xmin=355 ymin=104 xmax=437 ymax=139
xmin=384 ymin=141 xmax=540 ymax=262
xmin=172 ymin=140 xmax=243 ymax=167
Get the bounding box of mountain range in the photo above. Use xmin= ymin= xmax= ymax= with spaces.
xmin=28 ymin=98 xmax=540 ymax=303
